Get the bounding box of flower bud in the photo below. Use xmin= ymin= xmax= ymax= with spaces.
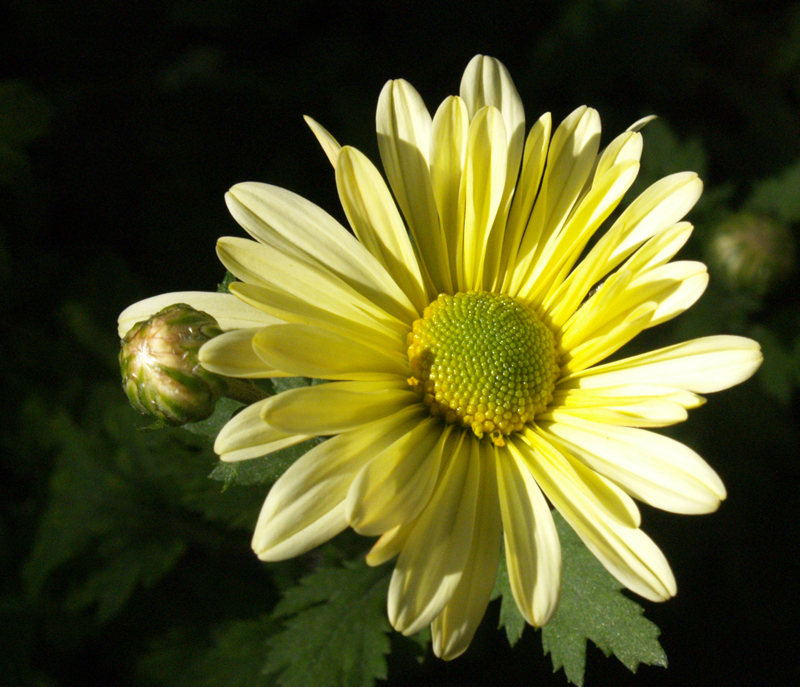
xmin=119 ymin=304 xmax=230 ymax=425
xmin=706 ymin=212 xmax=796 ymax=296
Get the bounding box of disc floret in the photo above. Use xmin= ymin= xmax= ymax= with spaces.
xmin=407 ymin=291 xmax=560 ymax=446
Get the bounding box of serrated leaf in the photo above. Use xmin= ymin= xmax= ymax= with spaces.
xmin=541 ymin=512 xmax=667 ymax=686
xmin=208 ymin=376 xmax=322 ymax=488
xmin=264 ymin=559 xmax=392 ymax=687
xmin=23 ymin=385 xmax=264 ymax=620
xmin=209 ymin=436 xmax=324 ymax=487
xmin=140 ymin=617 xmax=276 ymax=687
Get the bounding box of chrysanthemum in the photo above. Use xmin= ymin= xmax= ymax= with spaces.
xmin=119 ymin=56 xmax=762 ymax=660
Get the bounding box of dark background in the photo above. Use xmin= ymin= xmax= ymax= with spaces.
xmin=2 ymin=0 xmax=799 ymax=685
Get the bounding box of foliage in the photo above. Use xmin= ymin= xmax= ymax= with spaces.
xmin=492 ymin=512 xmax=666 ymax=686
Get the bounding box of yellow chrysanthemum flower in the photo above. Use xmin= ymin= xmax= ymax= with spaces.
xmin=119 ymin=56 xmax=762 ymax=660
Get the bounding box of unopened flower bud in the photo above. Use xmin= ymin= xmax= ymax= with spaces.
xmin=119 ymin=303 xmax=246 ymax=425
xmin=706 ymin=212 xmax=796 ymax=296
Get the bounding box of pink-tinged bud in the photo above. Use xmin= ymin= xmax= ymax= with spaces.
xmin=119 ymin=304 xmax=230 ymax=425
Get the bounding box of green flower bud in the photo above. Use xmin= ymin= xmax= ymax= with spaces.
xmin=706 ymin=212 xmax=796 ymax=296
xmin=119 ymin=303 xmax=233 ymax=426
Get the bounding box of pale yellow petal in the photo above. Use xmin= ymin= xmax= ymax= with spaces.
xmin=563 ymin=335 xmax=763 ymax=393
xmin=431 ymin=441 xmax=502 ymax=660
xmin=545 ymin=221 xmax=692 ymax=332
xmin=214 ymin=398 xmax=312 ymax=462
xmin=607 ymin=172 xmax=703 ymax=266
xmin=199 ymin=328 xmax=282 ymax=378
xmin=366 ymin=522 xmax=413 ymax=567
xmin=388 ymin=434 xmax=479 ymax=636
xmin=496 ymin=442 xmax=561 ymax=627
xmin=562 ymin=262 xmax=708 ymax=348
xmin=525 ymin=159 xmax=640 ymax=308
xmin=517 ymin=431 xmax=676 ymax=601
xmin=262 ymin=379 xmax=417 ymax=435
xmin=544 ymin=402 xmax=688 ymax=428
xmin=548 ymin=384 xmax=701 ymax=428
xmin=252 ymin=405 xmax=424 ymax=561
xmin=117 ymin=291 xmax=281 ymax=338
xmin=377 ymin=78 xmax=448 ymax=296
xmin=510 ymin=107 xmax=602 ymax=294
xmin=522 ymin=428 xmax=641 ymax=528
xmin=459 ymin=55 xmax=526 ymax=255
xmin=346 ymin=419 xmax=446 ymax=535
xmin=541 ymin=415 xmax=726 ymax=514
xmin=303 ymin=115 xmax=342 ymax=167
xmin=561 ymin=301 xmax=657 ymax=375
xmin=226 ymin=182 xmax=418 ymax=322
xmin=553 ymin=384 xmax=704 ymax=410
xmin=253 ymin=324 xmax=409 ymax=381
xmin=218 ymin=237 xmax=409 ymax=345
xmin=336 ymin=146 xmax=427 ymax=313
xmin=621 ymin=222 xmax=694 ymax=276
xmin=430 ymin=95 xmax=468 ymax=292
xmin=457 ymin=106 xmax=508 ymax=291
xmin=500 ymin=113 xmax=552 ymax=292
xmin=594 ymin=130 xmax=644 ymax=183
xmin=229 ymin=281 xmax=406 ymax=356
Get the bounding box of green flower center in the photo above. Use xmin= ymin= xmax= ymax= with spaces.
xmin=407 ymin=291 xmax=560 ymax=446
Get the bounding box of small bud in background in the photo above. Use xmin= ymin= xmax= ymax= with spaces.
xmin=706 ymin=212 xmax=796 ymax=297
xmin=119 ymin=304 xmax=262 ymax=426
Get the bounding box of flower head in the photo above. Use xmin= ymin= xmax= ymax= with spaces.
xmin=118 ymin=56 xmax=762 ymax=659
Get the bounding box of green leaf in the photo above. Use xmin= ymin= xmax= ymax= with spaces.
xmin=264 ymin=558 xmax=392 ymax=687
xmin=23 ymin=386 xmax=264 ymax=621
xmin=183 ymin=396 xmax=247 ymax=440
xmin=140 ymin=617 xmax=276 ymax=687
xmin=210 ymin=436 xmax=324 ymax=487
xmin=541 ymin=512 xmax=667 ymax=686
xmin=208 ymin=376 xmax=323 ymax=488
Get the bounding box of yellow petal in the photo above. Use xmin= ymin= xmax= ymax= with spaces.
xmin=430 ymin=95 xmax=468 ymax=292
xmin=459 ymin=55 xmax=526 ymax=281
xmin=496 ymin=442 xmax=561 ymax=627
xmin=431 ymin=441 xmax=502 ymax=660
xmin=226 ymin=182 xmax=418 ymax=322
xmin=199 ymin=328 xmax=284 ymax=378
xmin=562 ymin=261 xmax=708 ymax=347
xmin=525 ymin=159 xmax=640 ymax=308
xmin=117 ymin=291 xmax=280 ymax=338
xmin=517 ymin=431 xmax=676 ymax=601
xmin=253 ymin=324 xmax=409 ymax=381
xmin=214 ymin=398 xmax=312 ymax=462
xmin=458 ymin=106 xmax=508 ymax=291
xmin=262 ymin=379 xmax=417 ymax=435
xmin=336 ymin=146 xmax=427 ymax=313
xmin=500 ymin=113 xmax=552 ymax=292
xmin=564 ymin=335 xmax=763 ymax=393
xmin=252 ymin=405 xmax=424 ymax=561
xmin=303 ymin=115 xmax=342 ymax=167
xmin=607 ymin=172 xmax=703 ymax=266
xmin=229 ymin=280 xmax=406 ymax=356
xmin=561 ymin=301 xmax=657 ymax=375
xmin=541 ymin=415 xmax=726 ymax=514
xmin=218 ymin=237 xmax=409 ymax=343
xmin=510 ymin=106 xmax=602 ymax=294
xmin=377 ymin=78 xmax=449 ymax=296
xmin=388 ymin=434 xmax=479 ymax=635
xmin=346 ymin=419 xmax=446 ymax=535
